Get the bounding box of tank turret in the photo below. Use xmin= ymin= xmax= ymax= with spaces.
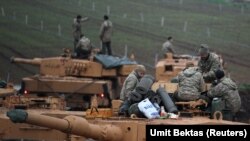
xmin=155 ymin=53 xmax=199 ymax=82
xmin=10 ymin=55 xmax=138 ymax=110
xmin=155 ymin=53 xmax=225 ymax=82
xmin=12 ymin=57 xmax=113 ymax=77
xmin=0 ymin=84 xmax=16 ymax=107
xmin=11 ymin=56 xmax=137 ymax=77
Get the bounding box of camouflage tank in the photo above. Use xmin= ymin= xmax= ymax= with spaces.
xmin=8 ymin=54 xmax=137 ymax=110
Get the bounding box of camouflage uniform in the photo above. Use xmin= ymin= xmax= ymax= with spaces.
xmin=162 ymin=40 xmax=174 ymax=54
xmin=177 ymin=67 xmax=205 ymax=101
xmin=207 ymin=77 xmax=241 ymax=114
xmin=198 ymin=53 xmax=222 ymax=82
xmin=99 ymin=19 xmax=113 ymax=55
xmin=120 ymin=71 xmax=139 ymax=101
xmin=75 ymin=36 xmax=92 ymax=59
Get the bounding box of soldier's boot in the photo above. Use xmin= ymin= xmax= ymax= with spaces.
xmin=118 ymin=100 xmax=131 ymax=116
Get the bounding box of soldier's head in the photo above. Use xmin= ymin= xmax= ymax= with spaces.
xmin=199 ymin=44 xmax=209 ymax=60
xmin=215 ymin=69 xmax=225 ymax=80
xmin=104 ymin=15 xmax=109 ymax=20
xmin=167 ymin=36 xmax=173 ymax=42
xmin=77 ymin=15 xmax=82 ymax=19
xmin=76 ymin=15 xmax=82 ymax=22
xmin=80 ymin=34 xmax=84 ymax=38
xmin=135 ymin=65 xmax=146 ymax=78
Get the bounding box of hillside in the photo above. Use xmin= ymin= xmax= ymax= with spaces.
xmin=0 ymin=0 xmax=250 ymax=84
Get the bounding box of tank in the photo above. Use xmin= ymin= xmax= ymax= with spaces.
xmin=9 ymin=55 xmax=137 ymax=110
xmin=4 ymin=109 xmax=246 ymax=141
xmin=155 ymin=53 xmax=199 ymax=82
xmin=155 ymin=52 xmax=224 ymax=82
xmin=0 ymin=83 xmax=16 ymax=107
xmin=0 ymin=52 xmax=245 ymax=141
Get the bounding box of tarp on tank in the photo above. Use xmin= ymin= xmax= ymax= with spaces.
xmin=94 ymin=54 xmax=137 ymax=69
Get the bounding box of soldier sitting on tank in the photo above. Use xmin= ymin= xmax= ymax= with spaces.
xmin=118 ymin=65 xmax=146 ymax=115
xmin=197 ymin=44 xmax=223 ymax=83
xmin=174 ymin=65 xmax=205 ymax=102
xmin=75 ymin=34 xmax=92 ymax=59
xmin=201 ymin=69 xmax=241 ymax=120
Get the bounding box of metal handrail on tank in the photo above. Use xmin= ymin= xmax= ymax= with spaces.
xmin=7 ymin=109 xmax=123 ymax=141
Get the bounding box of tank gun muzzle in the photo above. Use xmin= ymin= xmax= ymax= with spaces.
xmin=10 ymin=57 xmax=41 ymax=66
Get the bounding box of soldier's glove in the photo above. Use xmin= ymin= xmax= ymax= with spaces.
xmin=190 ymin=99 xmax=208 ymax=109
xmin=199 ymin=95 xmax=211 ymax=104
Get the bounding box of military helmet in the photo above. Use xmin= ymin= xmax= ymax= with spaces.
xmin=135 ymin=65 xmax=146 ymax=73
xmin=199 ymin=44 xmax=209 ymax=56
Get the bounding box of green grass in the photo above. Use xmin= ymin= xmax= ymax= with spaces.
xmin=0 ymin=0 xmax=249 ymax=83
xmin=239 ymin=84 xmax=250 ymax=90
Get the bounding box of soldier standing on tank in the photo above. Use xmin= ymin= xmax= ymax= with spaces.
xmin=119 ymin=65 xmax=146 ymax=115
xmin=99 ymin=15 xmax=113 ymax=55
xmin=175 ymin=66 xmax=205 ymax=102
xmin=206 ymin=69 xmax=241 ymax=120
xmin=72 ymin=15 xmax=88 ymax=53
xmin=197 ymin=44 xmax=222 ymax=83
xmin=162 ymin=36 xmax=175 ymax=57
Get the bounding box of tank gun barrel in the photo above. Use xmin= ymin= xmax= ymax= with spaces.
xmin=11 ymin=57 xmax=41 ymax=66
xmin=7 ymin=109 xmax=123 ymax=141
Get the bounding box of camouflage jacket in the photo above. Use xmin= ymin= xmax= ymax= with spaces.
xmin=99 ymin=20 xmax=113 ymax=42
xmin=177 ymin=67 xmax=205 ymax=101
xmin=76 ymin=36 xmax=91 ymax=51
xmin=198 ymin=53 xmax=222 ymax=82
xmin=120 ymin=71 xmax=139 ymax=101
xmin=207 ymin=77 xmax=241 ymax=114
xmin=162 ymin=41 xmax=174 ymax=54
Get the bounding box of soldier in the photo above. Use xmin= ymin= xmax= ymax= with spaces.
xmin=99 ymin=15 xmax=113 ymax=55
xmin=162 ymin=36 xmax=175 ymax=55
xmin=175 ymin=66 xmax=205 ymax=101
xmin=75 ymin=34 xmax=92 ymax=59
xmin=119 ymin=65 xmax=146 ymax=115
xmin=198 ymin=44 xmax=222 ymax=83
xmin=207 ymin=69 xmax=241 ymax=118
xmin=120 ymin=65 xmax=146 ymax=101
xmin=72 ymin=15 xmax=88 ymax=52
